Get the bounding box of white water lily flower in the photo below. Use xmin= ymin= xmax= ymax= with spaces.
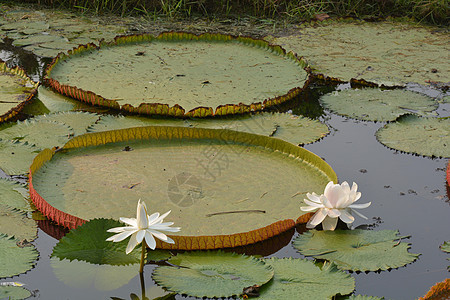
xmin=300 ymin=181 xmax=371 ymax=231
xmin=106 ymin=199 xmax=180 ymax=254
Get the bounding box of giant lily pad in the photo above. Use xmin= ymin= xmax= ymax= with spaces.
xmin=44 ymin=32 xmax=309 ymax=117
xmin=0 ymin=60 xmax=38 ymax=123
xmin=319 ymin=88 xmax=438 ymax=122
xmin=0 ymin=178 xmax=31 ymax=212
xmin=0 ymin=234 xmax=38 ymax=278
xmin=29 ymin=126 xmax=336 ymax=249
xmin=0 ymin=119 xmax=73 ymax=149
xmin=257 ymin=258 xmax=355 ymax=299
xmin=375 ymin=115 xmax=450 ymax=158
xmin=32 ymin=112 xmax=99 ymax=136
xmin=0 ymin=140 xmax=40 ymax=175
xmin=0 ymin=206 xmax=37 ymax=241
xmin=269 ymin=20 xmax=449 ymax=86
xmin=293 ymin=229 xmax=420 ymax=272
xmin=152 ymin=251 xmax=274 ymax=298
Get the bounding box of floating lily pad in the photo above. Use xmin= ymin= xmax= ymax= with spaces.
xmin=0 ymin=119 xmax=73 ymax=149
xmin=152 ymin=251 xmax=274 ymax=298
xmin=30 ymin=126 xmax=336 ymax=249
xmin=87 ymin=114 xmax=189 ymax=133
xmin=0 ymin=61 xmax=38 ymax=123
xmin=269 ymin=21 xmax=449 ymax=86
xmin=32 ymin=112 xmax=99 ymax=136
xmin=257 ymin=258 xmax=355 ymax=299
xmin=441 ymin=241 xmax=450 ymax=253
xmin=45 ymin=32 xmax=309 ymax=117
xmin=51 ymin=258 xmax=137 ymax=291
xmin=0 ymin=140 xmax=40 ymax=175
xmin=36 ymin=86 xmax=91 ymax=112
xmin=376 ymin=115 xmax=450 ymax=158
xmin=0 ymin=285 xmax=31 ymax=300
xmin=293 ymin=229 xmax=420 ymax=272
xmin=0 ymin=234 xmax=38 ymax=278
xmin=0 ymin=178 xmax=31 ymax=212
xmin=0 ymin=205 xmax=37 ymax=241
xmin=320 ymin=88 xmax=438 ymax=122
xmin=190 ymin=113 xmax=329 ymax=145
xmin=12 ymin=34 xmax=66 ymax=47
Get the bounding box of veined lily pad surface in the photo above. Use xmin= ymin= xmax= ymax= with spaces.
xmin=319 ymin=88 xmax=438 ymax=122
xmin=29 ymin=126 xmax=336 ymax=249
xmin=0 ymin=61 xmax=38 ymax=123
xmin=268 ymin=20 xmax=449 ymax=86
xmin=375 ymin=115 xmax=450 ymax=158
xmin=0 ymin=285 xmax=31 ymax=300
xmin=0 ymin=234 xmax=38 ymax=278
xmin=45 ymin=32 xmax=309 ymax=117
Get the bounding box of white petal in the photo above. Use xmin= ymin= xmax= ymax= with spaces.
xmin=327 ymin=208 xmax=341 ymax=218
xmin=351 ymin=208 xmax=369 ymax=220
xmin=119 ymin=217 xmax=137 ymax=227
xmin=106 ymin=229 xmax=135 ymax=242
xmin=150 ymin=224 xmax=180 ymax=232
xmin=306 ymin=192 xmax=321 ymax=203
xmin=137 ymin=201 xmax=148 ymax=229
xmin=321 ymin=195 xmax=333 ymax=209
xmin=300 ymin=205 xmax=319 ymax=212
xmin=126 ymin=232 xmax=139 ymax=254
xmin=107 ymin=226 xmax=132 ymax=233
xmin=351 ymin=182 xmax=358 ymax=193
xmin=304 ymin=198 xmax=324 ymax=208
xmin=148 ymin=229 xmax=168 ymax=241
xmin=341 ymin=181 xmax=350 ymax=194
xmin=308 ymin=208 xmax=327 ymax=226
xmin=349 ymin=202 xmax=371 ymax=209
xmin=147 ymin=212 xmax=160 ymax=224
xmin=154 ymin=211 xmax=171 ymax=224
xmin=322 ymin=216 xmax=338 ymax=230
xmin=353 ymin=192 xmax=362 ymax=202
xmin=339 ymin=209 xmax=355 ymax=224
xmin=136 ymin=229 xmax=146 ymax=243
xmin=164 ymin=236 xmax=175 ymax=244
xmin=144 ymin=231 xmax=157 ymax=249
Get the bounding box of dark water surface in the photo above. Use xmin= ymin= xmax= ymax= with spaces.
xmin=0 ymin=40 xmax=449 ymax=300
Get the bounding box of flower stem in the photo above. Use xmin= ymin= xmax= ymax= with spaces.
xmin=139 ymin=241 xmax=146 ymax=273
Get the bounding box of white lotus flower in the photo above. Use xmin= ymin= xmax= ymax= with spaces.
xmin=106 ymin=199 xmax=180 ymax=254
xmin=300 ymin=181 xmax=371 ymax=231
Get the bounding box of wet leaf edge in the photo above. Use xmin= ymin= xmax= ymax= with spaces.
xmin=43 ymin=31 xmax=310 ymax=118
xmin=0 ymin=60 xmax=39 ymax=123
xmin=29 ymin=126 xmax=337 ymax=250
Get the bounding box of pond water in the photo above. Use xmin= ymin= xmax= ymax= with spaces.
xmin=0 ymin=38 xmax=449 ymax=300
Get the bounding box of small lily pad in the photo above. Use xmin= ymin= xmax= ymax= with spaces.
xmin=376 ymin=115 xmax=450 ymax=158
xmin=293 ymin=229 xmax=420 ymax=272
xmin=87 ymin=114 xmax=189 ymax=133
xmin=51 ymin=258 xmax=137 ymax=291
xmin=32 ymin=112 xmax=99 ymax=136
xmin=0 ymin=233 xmax=38 ymax=278
xmin=52 ymin=218 xmax=142 ymax=265
xmin=319 ymin=88 xmax=438 ymax=122
xmin=258 ymin=258 xmax=355 ymax=299
xmin=0 ymin=285 xmax=32 ymax=300
xmin=0 ymin=205 xmax=37 ymax=241
xmin=0 ymin=178 xmax=31 ymax=212
xmin=0 ymin=140 xmax=40 ymax=175
xmin=152 ymin=251 xmax=274 ymax=298
xmin=0 ymin=119 xmax=73 ymax=149
xmin=440 ymin=241 xmax=450 ymax=253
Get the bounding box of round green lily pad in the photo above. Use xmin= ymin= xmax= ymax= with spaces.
xmin=320 ymin=88 xmax=438 ymax=122
xmin=0 ymin=205 xmax=37 ymax=241
xmin=269 ymin=20 xmax=449 ymax=86
xmin=152 ymin=251 xmax=274 ymax=298
xmin=30 ymin=126 xmax=336 ymax=250
xmin=45 ymin=32 xmax=309 ymax=117
xmin=0 ymin=119 xmax=73 ymax=149
xmin=258 ymin=258 xmax=355 ymax=299
xmin=0 ymin=140 xmax=40 ymax=175
xmin=0 ymin=286 xmax=31 ymax=300
xmin=0 ymin=178 xmax=31 ymax=212
xmin=87 ymin=114 xmax=189 ymax=133
xmin=293 ymin=229 xmax=420 ymax=272
xmin=0 ymin=61 xmax=38 ymax=123
xmin=0 ymin=234 xmax=38 ymax=278
xmin=441 ymin=241 xmax=450 ymax=253
xmin=375 ymin=115 xmax=450 ymax=158
xmin=32 ymin=112 xmax=99 ymax=136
